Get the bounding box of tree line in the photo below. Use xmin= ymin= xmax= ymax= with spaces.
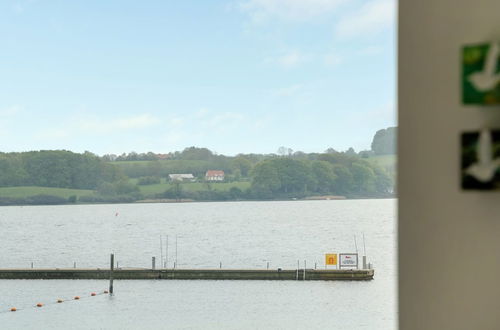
xmin=251 ymin=153 xmax=392 ymax=198
xmin=0 ymin=150 xmax=123 ymax=189
xmin=104 ymin=126 xmax=397 ymax=167
xmin=158 ymin=151 xmax=393 ymax=201
xmin=0 ymin=127 xmax=396 ymax=204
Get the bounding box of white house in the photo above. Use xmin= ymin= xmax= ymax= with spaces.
xmin=168 ymin=174 xmax=195 ymax=182
xmin=205 ymin=170 xmax=224 ymax=181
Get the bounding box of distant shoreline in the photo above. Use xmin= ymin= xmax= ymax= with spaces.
xmin=0 ymin=194 xmax=396 ymax=207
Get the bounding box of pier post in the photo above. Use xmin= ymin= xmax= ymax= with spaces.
xmin=152 ymin=257 xmax=156 ymax=270
xmin=296 ymin=260 xmax=299 ymax=280
xmin=109 ymin=253 xmax=114 ymax=294
xmin=160 ymin=235 xmax=163 ymax=269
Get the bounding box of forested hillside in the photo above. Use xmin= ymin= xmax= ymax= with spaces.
xmin=0 ymin=128 xmax=397 ymax=205
xmin=0 ymin=151 xmax=123 ymax=189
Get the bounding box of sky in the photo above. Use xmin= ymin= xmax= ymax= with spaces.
xmin=0 ymin=0 xmax=396 ymax=156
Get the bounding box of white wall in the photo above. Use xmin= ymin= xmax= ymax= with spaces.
xmin=399 ymin=1 xmax=500 ymax=329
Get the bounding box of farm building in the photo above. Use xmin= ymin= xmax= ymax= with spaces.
xmin=168 ymin=174 xmax=195 ymax=182
xmin=205 ymin=170 xmax=224 ymax=181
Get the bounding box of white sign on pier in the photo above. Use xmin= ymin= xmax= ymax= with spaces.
xmin=339 ymin=253 xmax=358 ymax=269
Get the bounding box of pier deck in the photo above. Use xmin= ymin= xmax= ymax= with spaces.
xmin=0 ymin=268 xmax=374 ymax=281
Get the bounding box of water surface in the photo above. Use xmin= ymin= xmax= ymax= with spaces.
xmin=0 ymin=199 xmax=396 ymax=329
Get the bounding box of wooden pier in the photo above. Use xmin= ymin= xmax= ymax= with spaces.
xmin=0 ymin=268 xmax=374 ymax=281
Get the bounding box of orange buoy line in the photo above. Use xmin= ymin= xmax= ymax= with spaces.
xmin=2 ymin=290 xmax=109 ymax=313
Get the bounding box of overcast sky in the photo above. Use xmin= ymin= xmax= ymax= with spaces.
xmin=0 ymin=0 xmax=396 ymax=156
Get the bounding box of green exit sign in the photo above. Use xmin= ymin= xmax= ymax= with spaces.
xmin=463 ymin=42 xmax=500 ymax=105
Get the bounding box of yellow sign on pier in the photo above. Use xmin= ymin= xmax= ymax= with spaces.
xmin=325 ymin=254 xmax=338 ymax=265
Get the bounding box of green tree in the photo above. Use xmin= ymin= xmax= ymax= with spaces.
xmin=273 ymin=158 xmax=314 ymax=194
xmin=97 ymin=182 xmax=116 ymax=196
xmin=251 ymin=158 xmax=315 ymax=197
xmin=351 ymin=162 xmax=376 ymax=193
xmin=311 ymin=161 xmax=337 ymax=193
xmin=232 ymin=156 xmax=252 ymax=177
xmin=229 ymin=186 xmax=243 ymax=199
xmin=371 ymin=127 xmax=397 ymax=155
xmin=373 ymin=167 xmax=393 ymax=193
xmin=179 ymin=147 xmax=214 ymax=160
xmin=332 ymin=165 xmax=354 ymax=195
xmin=250 ymin=161 xmax=281 ymax=198
xmin=166 ymin=182 xmax=183 ymax=201
xmin=345 ymin=147 xmax=356 ymax=156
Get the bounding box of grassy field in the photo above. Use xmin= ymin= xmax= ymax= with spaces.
xmin=0 ymin=181 xmax=251 ymax=200
xmin=137 ymin=181 xmax=251 ymax=197
xmin=0 ymin=186 xmax=93 ymax=199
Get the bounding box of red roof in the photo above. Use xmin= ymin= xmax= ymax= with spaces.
xmin=206 ymin=170 xmax=224 ymax=176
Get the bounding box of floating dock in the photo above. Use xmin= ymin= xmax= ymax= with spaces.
xmin=0 ymin=268 xmax=374 ymax=281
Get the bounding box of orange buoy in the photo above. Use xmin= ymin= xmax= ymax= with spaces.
xmin=74 ymin=296 xmax=80 ymax=300
xmin=91 ymin=292 xmax=96 ymax=296
xmin=36 ymin=303 xmax=43 ymax=307
xmin=10 ymin=307 xmax=16 ymax=312
xmin=57 ymin=299 xmax=63 ymax=303
xmin=103 ymin=290 xmax=109 ymax=294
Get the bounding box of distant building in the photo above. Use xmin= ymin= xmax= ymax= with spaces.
xmin=157 ymin=153 xmax=171 ymax=160
xmin=168 ymin=174 xmax=195 ymax=182
xmin=205 ymin=170 xmax=225 ymax=181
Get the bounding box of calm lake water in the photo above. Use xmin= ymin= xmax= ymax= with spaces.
xmin=0 ymin=199 xmax=396 ymax=329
